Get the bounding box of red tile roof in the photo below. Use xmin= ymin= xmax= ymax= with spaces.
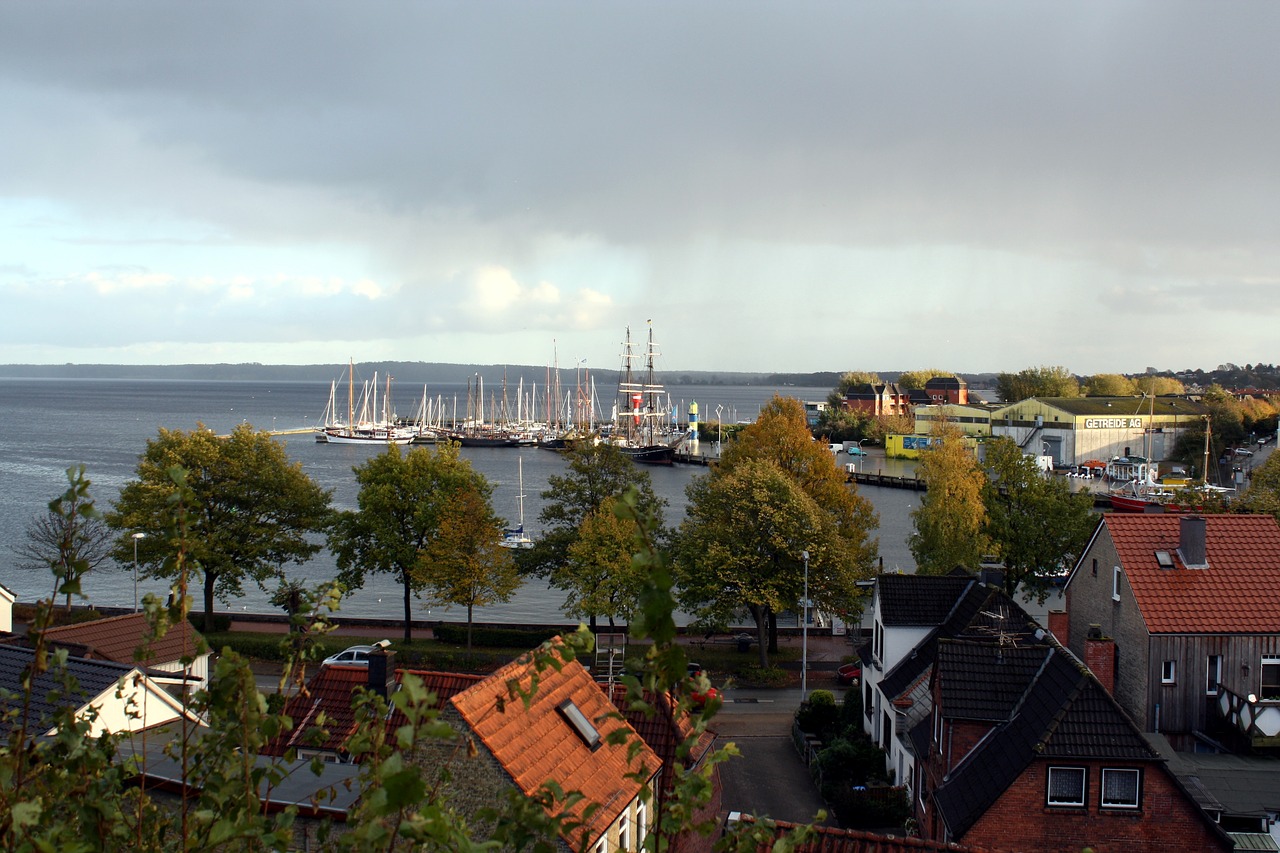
xmin=41 ymin=612 xmax=205 ymax=668
xmin=451 ymin=647 xmax=660 ymax=849
xmin=1104 ymin=514 xmax=1280 ymax=633
xmin=266 ymin=666 xmax=482 ymax=757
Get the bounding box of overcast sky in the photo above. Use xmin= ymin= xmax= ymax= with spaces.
xmin=1 ymin=2 xmax=1277 ymax=375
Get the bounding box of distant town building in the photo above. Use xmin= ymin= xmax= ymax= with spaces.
xmin=923 ymin=376 xmax=969 ymax=405
xmin=843 ymin=383 xmax=911 ymax=418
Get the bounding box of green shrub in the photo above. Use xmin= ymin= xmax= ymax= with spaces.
xmin=796 ymin=690 xmax=840 ymax=738
xmin=735 ymin=665 xmax=789 ymax=688
xmin=432 ymin=624 xmax=561 ymax=648
xmin=828 ymin=785 xmax=911 ymax=830
xmin=839 ymin=686 xmax=864 ymax=736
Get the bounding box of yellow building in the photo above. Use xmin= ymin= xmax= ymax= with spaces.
xmin=912 ymin=403 xmax=996 ymax=438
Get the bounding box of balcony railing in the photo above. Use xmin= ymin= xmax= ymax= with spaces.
xmin=1217 ymin=687 xmax=1280 ymax=746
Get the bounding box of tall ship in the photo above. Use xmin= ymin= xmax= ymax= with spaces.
xmin=608 ymin=323 xmax=680 ymax=466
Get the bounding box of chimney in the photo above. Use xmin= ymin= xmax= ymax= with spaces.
xmin=1178 ymin=516 xmax=1208 ymax=568
xmin=368 ymin=646 xmax=396 ymax=699
xmin=1084 ymin=624 xmax=1116 ymax=695
xmin=1047 ymin=610 xmax=1069 ymax=647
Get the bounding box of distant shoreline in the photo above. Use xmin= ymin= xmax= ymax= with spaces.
xmin=0 ymin=361 xmax=851 ymax=388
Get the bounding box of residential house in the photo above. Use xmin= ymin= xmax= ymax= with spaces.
xmin=1062 ymin=513 xmax=1280 ymax=750
xmin=863 ymin=572 xmax=1042 ymax=800
xmin=607 ymin=683 xmax=721 ymax=853
xmin=843 ymin=383 xmax=912 ymax=418
xmin=923 ymin=376 xmax=969 ymax=405
xmin=0 ymin=644 xmax=202 ymax=738
xmin=38 ymin=611 xmax=211 ymax=691
xmin=914 ymin=639 xmax=1232 ymax=852
xmin=270 ymin=642 xmax=664 ymax=852
xmin=0 ymin=582 xmax=13 ymax=633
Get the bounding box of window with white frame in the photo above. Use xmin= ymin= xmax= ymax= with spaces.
xmin=1100 ymin=768 xmax=1141 ymax=809
xmin=1262 ymin=656 xmax=1280 ymax=701
xmin=1112 ymin=566 xmax=1122 ymax=602
xmin=619 ymin=813 xmax=630 ymax=852
xmin=1047 ymin=766 xmax=1086 ymax=807
xmin=636 ymin=802 xmax=646 ymax=849
xmin=1161 ymin=660 xmax=1176 ymax=684
xmin=1206 ymin=655 xmax=1222 ymax=696
xmin=594 ymin=839 xmax=606 ymax=853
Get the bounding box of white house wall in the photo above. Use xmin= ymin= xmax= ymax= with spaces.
xmin=66 ymin=671 xmax=197 ymax=738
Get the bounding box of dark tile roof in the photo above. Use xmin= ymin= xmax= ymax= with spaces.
xmin=0 ymin=644 xmax=140 ymax=737
xmin=935 ymin=642 xmax=1046 ymax=723
xmin=1101 ymin=514 xmax=1280 ymax=633
xmin=877 ymin=574 xmax=977 ymax=627
xmin=879 ymin=583 xmax=1040 ymax=704
xmin=932 ymin=647 xmax=1159 ymax=838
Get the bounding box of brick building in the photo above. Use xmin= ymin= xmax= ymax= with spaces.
xmin=915 ymin=640 xmax=1232 ymax=852
xmin=923 ymin=376 xmax=969 ymax=405
xmin=843 ymin=383 xmax=912 ymax=418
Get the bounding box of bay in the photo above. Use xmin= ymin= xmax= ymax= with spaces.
xmin=0 ymin=377 xmax=918 ymax=623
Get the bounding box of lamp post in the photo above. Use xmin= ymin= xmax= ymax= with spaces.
xmin=801 ymin=550 xmax=810 ymax=700
xmin=715 ymin=405 xmax=723 ymax=454
xmin=132 ymin=532 xmax=146 ymax=613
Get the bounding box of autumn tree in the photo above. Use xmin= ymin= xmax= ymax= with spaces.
xmin=678 ymin=396 xmax=878 ymax=660
xmin=15 ymin=466 xmax=113 ymax=612
xmin=523 ymin=442 xmax=666 ymax=581
xmin=995 ymin=365 xmax=1080 ymax=402
xmin=909 ymin=422 xmax=989 ymax=574
xmin=981 ymin=437 xmax=1097 ymax=601
xmin=1082 ymin=373 xmax=1138 ymax=397
xmin=834 ymin=371 xmax=883 ymax=394
xmin=329 ymin=442 xmax=484 ymax=642
xmin=897 ymin=369 xmax=951 ymax=390
xmin=108 ymin=424 xmax=332 ymax=631
xmin=420 ymin=482 xmax=520 ymax=654
xmin=550 ymin=495 xmax=647 ymax=630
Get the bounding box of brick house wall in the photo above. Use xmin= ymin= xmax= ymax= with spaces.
xmin=1066 ymin=536 xmax=1154 ymax=729
xmin=960 ymin=759 xmax=1230 ymax=853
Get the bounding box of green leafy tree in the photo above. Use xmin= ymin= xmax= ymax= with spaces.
xmin=419 ymin=483 xmax=521 ymax=654
xmin=108 ymin=424 xmax=332 ymax=631
xmin=834 ymin=371 xmax=883 ymax=394
xmin=524 ymin=442 xmax=666 ymax=580
xmin=550 ymin=496 xmax=647 ymax=630
xmin=680 ymin=397 xmax=878 ymax=660
xmin=1147 ymin=375 xmax=1187 ymax=396
xmin=909 ymin=422 xmax=989 ymax=573
xmin=981 ymin=438 xmax=1097 ymax=601
xmin=995 ymin=365 xmax=1080 ymax=402
xmin=329 ymin=442 xmax=483 ymax=642
xmin=675 ymin=459 xmax=834 ymax=668
xmin=1082 ymin=373 xmax=1138 ymax=397
xmin=14 ymin=465 xmax=113 ymax=612
xmin=1238 ymin=452 xmax=1280 ymax=522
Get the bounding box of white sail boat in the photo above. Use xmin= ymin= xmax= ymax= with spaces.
xmin=499 ymin=457 xmax=535 ymax=549
xmin=315 ymin=360 xmax=413 ymax=445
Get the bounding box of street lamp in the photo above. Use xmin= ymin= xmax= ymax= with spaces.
xmin=715 ymin=405 xmax=723 ymax=453
xmin=132 ymin=532 xmax=146 ymax=613
xmin=801 ymin=550 xmax=810 ymax=700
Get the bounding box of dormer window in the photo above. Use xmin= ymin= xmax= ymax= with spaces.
xmin=557 ymin=700 xmax=601 ymax=751
xmin=1155 ymin=551 xmax=1174 ymax=569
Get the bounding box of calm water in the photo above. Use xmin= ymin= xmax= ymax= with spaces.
xmin=0 ymin=377 xmax=917 ymax=623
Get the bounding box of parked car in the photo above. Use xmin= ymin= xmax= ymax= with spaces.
xmin=322 ymin=641 xmax=390 ymax=667
xmin=1235 ymin=447 xmax=1254 ymax=456
xmin=836 ymin=662 xmax=862 ymax=686
xmin=847 ymin=445 xmax=868 ymax=457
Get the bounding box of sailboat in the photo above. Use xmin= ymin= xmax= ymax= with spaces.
xmin=499 ymin=457 xmax=535 ymax=549
xmin=315 ymin=360 xmax=413 ymax=445
xmin=608 ymin=322 xmax=680 ymax=466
